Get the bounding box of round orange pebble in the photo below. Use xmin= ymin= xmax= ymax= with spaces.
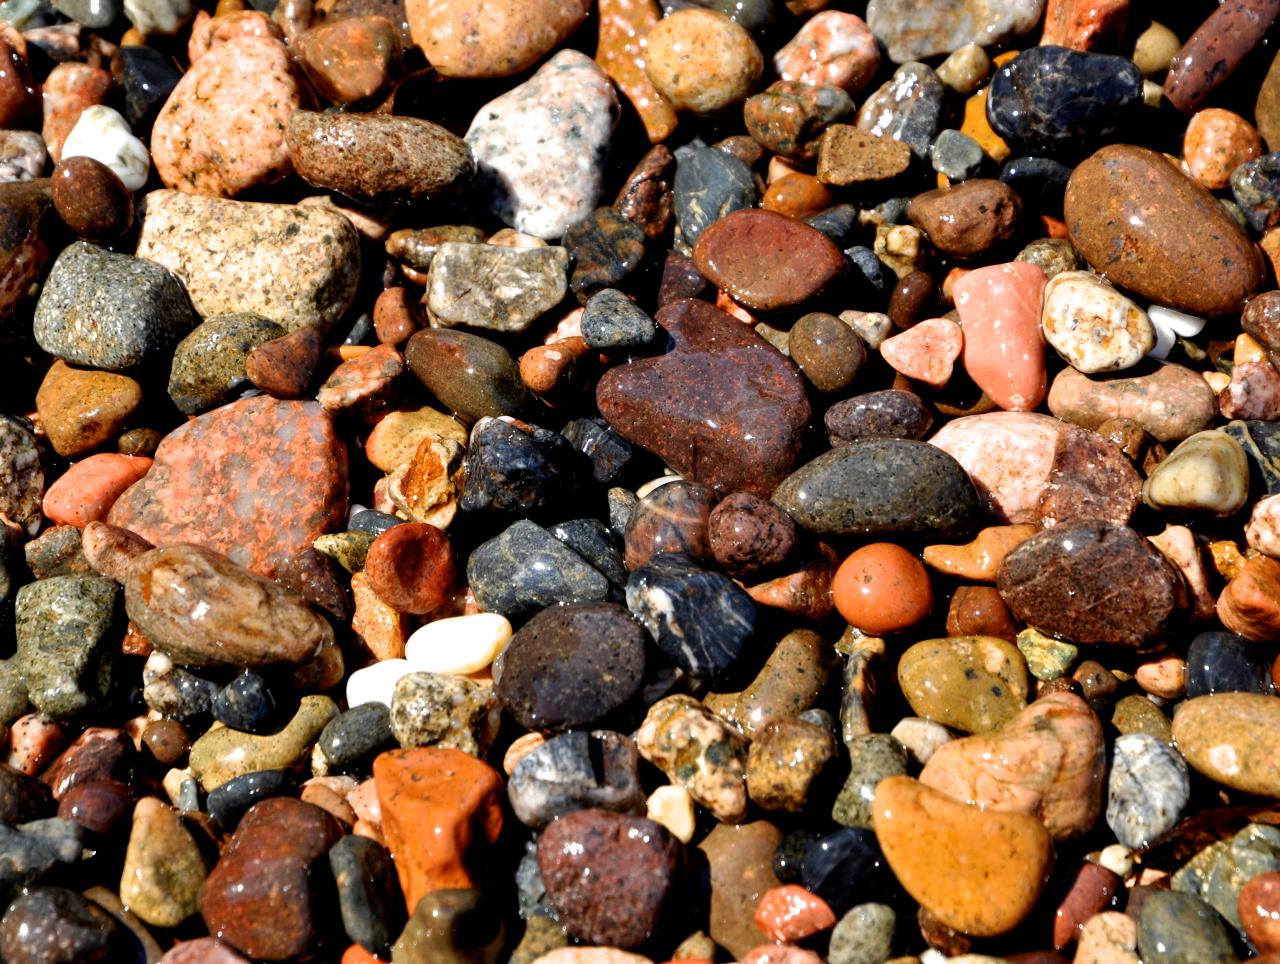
xmin=832 ymin=542 xmax=933 ymax=634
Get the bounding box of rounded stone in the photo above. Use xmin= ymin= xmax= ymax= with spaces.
xmin=788 ymin=312 xmax=866 ymax=394
xmin=363 ymin=523 xmax=455 ymax=616
xmin=50 ymin=155 xmax=133 ymax=240
xmin=708 ymin=491 xmax=798 ymax=579
xmin=832 ymin=543 xmax=932 ymax=636
xmin=897 ymin=636 xmax=1029 ymax=734
xmin=645 ymin=9 xmax=763 ymax=115
xmin=405 ymin=0 xmax=590 ymax=79
xmin=1173 ymin=693 xmax=1280 ymax=797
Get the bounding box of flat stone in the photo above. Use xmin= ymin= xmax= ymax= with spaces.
xmin=897 ymin=635 xmax=1029 ymax=734
xmin=597 ymin=299 xmax=810 ymax=497
xmin=866 ymin=0 xmax=1045 ymax=63
xmin=1136 ymin=890 xmax=1235 ymax=964
xmin=108 ymin=396 xmax=348 ymax=580
xmin=426 ymin=242 xmax=568 ymax=333
xmin=953 ymin=262 xmax=1047 ymax=411
xmin=817 ymin=126 xmax=912 ymax=186
xmin=15 ymin=574 xmax=119 ymax=719
xmin=1173 ymin=693 xmax=1280 ymax=797
xmin=772 ymin=438 xmax=979 ymax=539
xmin=287 ymin=110 xmax=472 ymax=205
xmin=1048 ymin=363 xmax=1218 ymax=443
xmin=136 ymin=189 xmax=360 ymax=331
xmin=1064 ymin=145 xmax=1265 ymax=316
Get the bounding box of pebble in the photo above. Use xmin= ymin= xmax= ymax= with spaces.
xmin=0 ymin=131 xmax=46 ymax=184
xmin=1173 ymin=692 xmax=1280 ymax=796
xmin=329 ymin=835 xmax=403 ymax=957
xmin=50 ymin=155 xmax=134 ymax=241
xmin=1048 ymin=363 xmax=1218 ymax=443
xmin=866 ymin=0 xmax=1045 ymax=63
xmin=407 ymin=328 xmax=528 ymax=421
xmin=119 ymin=797 xmax=206 ymax=926
xmin=405 ymin=0 xmax=589 ymax=78
xmin=773 ymin=11 xmax=879 ymax=92
xmin=1142 ymin=429 xmax=1250 ymax=516
xmin=1042 ymin=0 xmax=1128 ymax=50
xmin=699 ymin=821 xmax=783 ymax=957
xmin=747 ymin=717 xmax=837 ymax=812
xmin=167 ymin=314 xmax=284 ymax=415
xmin=826 ymin=390 xmax=933 ymax=443
xmin=1136 ymin=890 xmax=1235 ymax=964
xmin=645 ymin=9 xmax=761 ymax=115
xmin=0 ymin=887 xmax=131 ymax=963
xmin=509 ymin=730 xmax=644 ymax=828
xmin=827 ymin=903 xmax=895 ymax=964
xmin=832 ymin=543 xmax=932 ymax=636
xmin=293 ymin=15 xmax=399 ymax=106
xmin=637 ymin=694 xmax=748 ymax=822
xmin=582 ymin=289 xmax=659 ymax=351
xmin=212 ymin=671 xmax=278 ymax=734
xmin=467 ymin=50 xmax=618 ymax=240
xmin=1164 ymin=0 xmax=1279 ymax=114
xmin=59 ymin=105 xmax=149 ymax=192
xmin=830 ymin=733 xmax=907 ymax=828
xmin=1185 ymin=108 xmax=1264 ymax=190
xmin=897 ymin=635 xmax=1029 ymax=734
xmin=190 ymin=695 xmax=337 ymax=790
xmin=872 ymin=775 xmax=1053 ymax=937
xmin=1041 ymin=270 xmax=1155 ymax=373
xmin=1239 ymin=870 xmax=1280 ymax=953
xmin=41 ymin=453 xmax=150 ymax=527
xmin=953 ymin=261 xmax=1048 ymax=411
xmin=856 ymin=61 xmax=946 ymax=159
xmin=389 ymin=671 xmax=498 ymax=756
xmin=817 ymin=126 xmax=913 ymax=186
xmin=1064 ymin=144 xmax=1265 ymax=316
xmin=245 ymin=327 xmax=323 ymax=399
xmin=909 ymin=180 xmax=1023 ymax=259
xmin=707 ymin=628 xmax=834 ymax=738
xmin=745 ymin=81 xmax=852 ymax=161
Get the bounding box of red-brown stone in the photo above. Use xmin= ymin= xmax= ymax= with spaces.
xmin=362 ymin=522 xmax=455 ymax=615
xmin=1052 ymin=861 xmax=1122 ymax=948
xmin=691 ymin=209 xmax=845 ymax=311
xmin=245 ymin=327 xmax=324 ymax=399
xmin=107 ymin=396 xmax=348 ymax=579
xmin=596 ymin=299 xmax=811 ymax=497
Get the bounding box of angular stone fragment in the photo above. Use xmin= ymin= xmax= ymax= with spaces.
xmin=426 ymin=243 xmax=568 ymax=333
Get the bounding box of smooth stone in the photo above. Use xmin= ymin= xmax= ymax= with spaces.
xmin=800 ymin=828 xmax=902 ymax=918
xmin=773 ymin=11 xmax=879 ymax=92
xmin=391 ymin=887 xmax=504 ymax=963
xmin=772 ymin=438 xmax=979 ymax=539
xmin=931 ymin=128 xmax=985 ymax=180
xmin=1042 ymin=271 xmax=1154 ymax=373
xmin=1185 ymin=108 xmax=1264 ymax=191
xmin=920 ymin=692 xmax=1105 ymax=839
xmin=538 ymin=808 xmax=680 ymax=949
xmin=699 ymin=821 xmax=783 ymax=957
xmin=1186 ymin=631 xmax=1274 ymax=697
xmin=287 ymin=111 xmax=471 ymax=206
xmin=1136 ymin=890 xmax=1235 ymax=964
xmin=119 ymin=797 xmax=206 ymax=927
xmin=672 ymin=143 xmax=757 ymax=248
xmin=550 ymin=519 xmax=628 ymax=588
xmin=245 ymin=327 xmax=323 ymax=399
xmin=51 ymin=155 xmax=134 ymax=241
xmin=986 ymin=46 xmax=1143 ymax=157
xmin=459 ymin=417 xmax=580 ymax=520
xmin=636 ymin=694 xmax=748 ymax=822
xmin=330 ymin=835 xmax=403 ymax=957
xmin=495 ymin=603 xmax=646 ymax=731
xmin=855 ymin=61 xmax=945 ymax=159
xmin=909 ymin=180 xmax=1023 ymax=259
xmin=34 ymin=240 xmax=196 ymax=372
xmin=0 ymin=179 xmax=54 ymax=336
xmin=363 ymin=522 xmax=454 ymax=615
xmin=747 ymin=717 xmax=838 ymax=812
xmin=189 ymin=695 xmax=338 ymax=791
xmin=42 ymin=453 xmax=152 ymax=527
xmin=1173 ymin=693 xmax=1280 ymax=796
xmin=0 ymin=887 xmax=131 ymax=963
xmin=1106 ymin=733 xmax=1190 ymax=849
xmin=954 ymin=262 xmax=1048 ymax=411
xmin=708 ymin=491 xmax=798 ymax=579
xmin=565 ymin=207 xmax=645 ymax=302
xmin=293 ymin=15 xmax=399 ymax=106
xmin=1172 ymin=823 xmax=1280 ymax=931
xmin=827 ymin=903 xmax=895 ymax=964
xmin=1164 ymin=0 xmax=1279 ymax=113
xmin=1048 ymin=364 xmax=1217 ymax=443
xmin=692 ymin=208 xmax=846 ymax=311
xmin=626 ymin=552 xmax=754 ymax=681
xmin=212 ymin=670 xmax=278 ymax=734
xmin=14 ymin=574 xmax=119 ymax=718
xmin=745 ymin=81 xmax=853 ymax=161
xmin=830 ymin=734 xmax=907 ymax=828
xmin=1239 ymin=871 xmax=1280 ymax=953
xmin=117 ymin=45 xmax=181 ymax=128
xmin=1142 ymin=430 xmax=1249 ymax=516
xmin=508 ymin=730 xmax=644 ymax=828
xmin=315 ymin=702 xmax=394 ymax=775
xmin=1111 ymin=694 xmax=1172 ymax=741
xmin=706 ymin=628 xmax=835 ymax=739
xmin=924 ymin=524 xmax=1039 ymax=582
xmin=597 ymin=0 xmax=676 ymax=143
xmin=389 ymin=671 xmax=498 ymax=756
xmin=427 ymin=243 xmax=567 ymax=334
xmin=597 ymin=299 xmax=810 ymax=498
xmin=467 ymin=520 xmax=612 ymax=619
xmin=405 ymin=0 xmax=589 ymax=78
xmin=866 ymin=0 xmax=1045 ymax=62
xmin=872 ymin=776 xmax=1053 ymax=937
xmin=997 ymin=522 xmax=1187 ymax=647
xmin=199 ymin=797 xmax=343 ymax=960
xmin=645 ymin=8 xmax=762 ymax=114
xmin=581 ymin=290 xmax=659 ymax=351
xmin=406 ymin=329 xmax=528 ymax=421
xmin=167 ymin=314 xmax=284 ymax=415
xmin=1064 ymin=145 xmax=1265 ymax=316
xmin=373 ymin=747 xmax=504 ymax=913
xmin=466 ymin=50 xmax=618 ymax=240
xmin=404 ymin=612 xmax=511 ymax=676
xmin=898 ymin=636 xmax=1029 ymax=734
xmin=826 ymin=390 xmax=933 ymax=444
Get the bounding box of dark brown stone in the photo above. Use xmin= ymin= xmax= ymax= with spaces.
xmin=1244 ymin=291 xmax=1280 ymax=369
xmin=199 ymin=797 xmax=343 ymax=961
xmin=57 ymin=777 xmax=134 ymax=835
xmin=537 ymin=808 xmax=681 ymax=950
xmin=106 ymin=396 xmax=348 ymax=580
xmin=50 ymin=156 xmax=133 ymax=241
xmin=405 ymin=328 xmax=528 ymax=421
xmin=565 ymin=207 xmax=646 ymax=303
xmin=0 ymin=765 xmax=53 ymax=824
xmin=709 ymin=491 xmax=798 ymax=579
xmin=1165 ymin=0 xmax=1280 ymax=112
xmin=0 ymin=179 xmax=53 ymax=331
xmin=691 ymin=208 xmax=846 ymax=311
xmin=997 ymin=522 xmax=1188 ymax=647
xmin=1064 ymin=144 xmax=1265 ymax=316
xmin=889 ymin=271 xmax=936 ymax=330
xmin=0 ymin=35 xmax=38 ymax=129
xmin=1037 ymin=425 xmax=1142 ymax=528
xmin=826 ymin=390 xmax=934 ymax=444
xmin=245 ymin=327 xmax=324 ymax=400
xmin=596 ymin=299 xmax=811 ymax=497
xmin=614 ymin=144 xmax=675 ymax=240
xmin=945 ymin=585 xmax=1018 ymax=640
xmin=816 ymin=125 xmax=912 ymax=185
xmin=908 ymin=179 xmax=1023 ymax=259
xmin=624 ymin=480 xmax=716 ymax=571
xmin=788 ymin=311 xmax=866 ymax=394
xmin=658 ymin=251 xmax=713 ymax=306
xmin=41 ymin=727 xmax=136 ymax=801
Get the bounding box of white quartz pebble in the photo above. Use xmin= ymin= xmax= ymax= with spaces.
xmin=405 ymin=613 xmax=512 ymax=676
xmin=889 ymin=717 xmax=953 ymax=765
xmin=1041 ymin=271 xmax=1153 ymax=373
xmin=646 ymin=784 xmax=696 ymax=844
xmin=345 ymin=658 xmax=413 ymax=708
xmin=1146 ymin=304 xmax=1207 ymax=360
xmin=60 ymin=105 xmax=150 ymax=191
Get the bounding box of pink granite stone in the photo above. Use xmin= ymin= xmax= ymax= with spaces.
xmin=954 ymin=261 xmax=1048 ymax=412
xmin=880 ymin=317 xmax=963 ymax=389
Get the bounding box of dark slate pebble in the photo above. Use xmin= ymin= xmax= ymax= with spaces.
xmin=143 ymin=666 xmax=219 ymax=722
xmin=672 ymin=143 xmax=757 ymax=249
xmin=467 ymin=520 xmax=612 ymax=619
xmin=212 ymin=670 xmax=278 ymax=734
xmin=507 ymin=730 xmax=646 ymax=828
xmin=844 ymin=246 xmax=893 ymax=300
xmin=1136 ymin=890 xmax=1235 ymax=964
xmin=460 ymin=417 xmax=582 ymax=518
xmin=773 ymin=829 xmax=822 ymax=884
xmin=549 ymin=519 xmax=628 ymax=587
xmin=801 ymin=828 xmax=906 ymax=917
xmin=805 ymin=204 xmax=861 ymax=248
xmin=1230 ymin=152 xmax=1280 ymax=232
xmin=1000 ymin=156 xmax=1073 ymax=215
xmin=561 ymin=417 xmax=637 ymax=487
xmin=0 ymin=766 xmax=53 ymax=825
xmin=329 ymin=835 xmax=405 ymax=957
xmin=118 ymin=45 xmax=181 ymax=130
xmin=0 ymin=819 xmax=83 ymax=897
xmin=931 ymin=129 xmax=984 ymax=181
xmin=1185 ymin=632 xmax=1275 ymax=698
xmin=0 ymin=886 xmax=134 ymax=964
xmin=582 ymin=289 xmax=660 ymax=352
xmin=349 ymin=509 xmax=405 ymax=536
xmin=625 ymin=552 xmax=754 ymax=681
xmin=1225 ymin=418 xmax=1280 ymax=495
xmin=986 ymin=45 xmax=1144 ymax=158
xmin=825 ymin=390 xmax=934 ymax=444
xmin=206 ymin=769 xmax=294 ymax=831
xmin=316 ymin=702 xmax=395 ymax=773
xmin=495 ymin=603 xmax=646 ymax=731
xmin=772 ymin=439 xmax=978 ymax=539
xmin=565 ymin=208 xmax=646 ymax=303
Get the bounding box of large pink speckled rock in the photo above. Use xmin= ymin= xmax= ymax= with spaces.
xmin=107 ymin=396 xmax=348 ymax=579
xmin=773 ymin=12 xmax=880 ymax=93
xmin=406 ymin=0 xmax=591 ymax=78
xmin=954 ymin=261 xmax=1048 ymax=412
xmin=151 ymin=35 xmax=299 ymax=198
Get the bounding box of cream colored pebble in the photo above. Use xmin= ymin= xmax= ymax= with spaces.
xmin=345 ymin=657 xmax=413 ymax=708
xmin=405 ymin=612 xmax=513 ymax=675
xmin=889 ymin=717 xmax=952 ymax=765
xmin=1098 ymin=844 xmax=1135 ymax=878
xmin=646 ymin=784 xmax=696 ymax=843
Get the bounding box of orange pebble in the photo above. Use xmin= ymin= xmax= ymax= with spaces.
xmin=832 ymin=543 xmax=933 ymax=635
xmin=763 ymin=173 xmax=834 ymax=220
xmin=753 ymin=885 xmax=837 ymax=943
xmin=1041 ymin=214 xmax=1069 ymax=238
xmin=341 ymin=945 xmax=382 ymax=964
xmin=42 ymin=453 xmax=152 ymax=527
xmin=741 ymin=948 xmax=824 ymax=964
xmin=1184 ymin=107 xmax=1263 ymax=190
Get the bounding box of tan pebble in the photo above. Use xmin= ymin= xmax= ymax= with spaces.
xmin=936 ymin=43 xmax=989 ymax=95
xmin=1135 ymin=655 xmax=1187 ymax=699
xmin=1148 ymin=524 xmax=1216 ymax=622
xmin=1075 ymin=911 xmax=1139 ymax=964
xmin=889 ymin=717 xmax=952 ymax=765
xmin=645 ymin=9 xmax=762 ymax=115
xmin=299 ymin=782 xmax=355 ymax=824
xmin=1133 ymin=21 xmax=1180 ymax=77
xmin=350 ymin=571 xmax=409 ymax=661
xmin=646 ymin=784 xmax=696 ymax=843
xmin=923 ymin=524 xmax=1038 ymax=580
xmin=1184 ymin=108 xmax=1263 ymax=190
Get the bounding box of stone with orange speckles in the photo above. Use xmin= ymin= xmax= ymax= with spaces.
xmin=596 ymin=0 xmax=677 ymax=144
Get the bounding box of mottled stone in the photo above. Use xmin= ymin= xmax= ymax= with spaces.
xmin=747 ymin=717 xmax=838 ymax=812
xmin=1041 ymin=270 xmax=1153 ymax=374
xmin=406 ymin=329 xmax=528 ymax=421
xmin=898 ymin=636 xmax=1029 ymax=734
xmin=830 ymin=734 xmax=907 ymax=828
xmin=0 ymin=416 xmax=42 ymax=536
xmin=468 ymin=521 xmax=611 ymax=619
xmin=426 ymin=242 xmax=567 ymax=333
xmin=189 ymin=696 xmax=338 ymax=790
xmin=0 ymin=887 xmax=130 ymax=964
xmin=1164 ymin=0 xmax=1279 ymax=114
xmin=119 ymin=797 xmax=206 ymax=927
xmin=0 ymin=131 xmax=45 ymax=184
xmin=405 ymin=0 xmax=590 ymax=78
xmin=108 ymin=397 xmax=348 ymax=579
xmin=15 ymin=574 xmax=119 ymax=719
xmin=597 ymin=299 xmax=810 ymax=497
xmin=167 ymin=314 xmax=283 ymax=415
xmin=828 ymin=903 xmax=896 ymax=964
xmin=389 ymin=671 xmax=498 ymax=756
xmin=1173 ymin=693 xmax=1280 ymax=796
xmin=637 ymin=694 xmax=748 ymax=822
xmin=645 ymin=9 xmax=762 ymax=114
xmin=745 ymin=81 xmax=852 ymax=161
xmin=582 ymin=289 xmax=658 ymax=351
xmin=613 ymin=144 xmax=675 ymax=239
xmin=508 ymin=730 xmax=645 ymax=828
xmin=826 ymin=390 xmax=933 ymax=444
xmin=866 ymin=0 xmax=1045 ymax=63
xmin=294 ymin=15 xmax=399 ymax=106
xmin=1104 ymin=732 xmax=1190 ymax=850
xmin=597 ymin=0 xmax=676 ymax=142
xmin=855 ymin=62 xmax=946 ymax=159
xmin=816 ymin=126 xmax=913 ymax=186
xmin=672 ymin=143 xmax=756 ymax=248
xmin=774 ymin=11 xmax=879 ymax=91
xmin=565 ymin=208 xmax=645 ymax=302
xmin=1064 ymin=145 xmax=1265 ymax=316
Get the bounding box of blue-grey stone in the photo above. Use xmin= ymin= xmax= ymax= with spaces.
xmin=330 ymin=835 xmax=404 ymax=956
xmin=931 ymin=129 xmax=984 ymax=180
xmin=549 ymin=519 xmax=627 ymax=587
xmin=1106 ymin=732 xmax=1190 ymax=849
xmin=856 ymin=62 xmax=945 ymax=159
xmin=1137 ymin=890 xmax=1235 ymax=964
xmin=581 ymin=289 xmax=659 ymax=352
xmin=507 ymin=730 xmax=645 ymax=828
xmin=673 ymin=144 xmax=757 ymax=249
xmin=1231 ymin=152 xmax=1280 ymax=232
xmin=467 ymin=521 xmax=612 ymax=619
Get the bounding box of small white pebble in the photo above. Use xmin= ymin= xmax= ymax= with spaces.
xmin=1098 ymin=843 xmax=1135 ymax=877
xmin=345 ymin=658 xmax=413 ymax=708
xmin=405 ymin=612 xmax=513 ymax=676
xmin=646 ymin=784 xmax=696 ymax=843
xmin=890 ymin=717 xmax=953 ymax=765
xmin=61 ymin=105 xmax=150 ymax=191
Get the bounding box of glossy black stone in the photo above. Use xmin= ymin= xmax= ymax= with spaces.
xmin=672 ymin=144 xmax=757 ymax=249
xmin=460 ymin=417 xmax=582 ymax=518
xmin=800 ymin=828 xmax=906 ymax=916
xmin=773 ymin=829 xmax=822 ymax=884
xmin=625 ymin=552 xmax=755 ymax=681
xmin=349 ymin=508 xmax=405 ymax=536
xmin=212 ymin=670 xmax=278 ymax=734
xmin=329 ymin=835 xmax=405 ymax=956
xmin=805 ymin=204 xmax=861 ymax=248
xmin=206 ymin=769 xmax=294 ymax=831
xmin=317 ymin=702 xmax=395 ymax=774
xmin=118 ymin=46 xmax=182 ymax=132
xmin=565 ymin=209 xmax=646 ymax=303
xmin=467 ymin=521 xmax=613 ymax=619
xmin=550 ymin=519 xmax=628 ymax=587
xmin=1000 ymin=156 xmax=1073 ymax=215
xmin=844 ymin=246 xmax=893 ymax=301
xmin=561 ymin=417 xmax=637 ymax=487
xmin=986 ymin=46 xmax=1143 ymax=157
xmin=1185 ymin=632 xmax=1275 ymax=698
